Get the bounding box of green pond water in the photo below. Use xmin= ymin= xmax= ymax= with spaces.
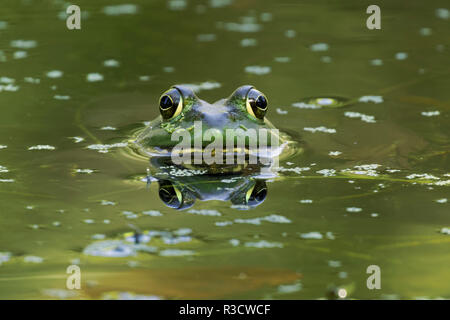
xmin=0 ymin=0 xmax=449 ymax=299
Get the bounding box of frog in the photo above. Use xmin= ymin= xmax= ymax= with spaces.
xmin=131 ymin=85 xmax=298 ymax=167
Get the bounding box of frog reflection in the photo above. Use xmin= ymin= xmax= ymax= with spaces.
xmin=148 ymin=157 xmax=269 ymax=210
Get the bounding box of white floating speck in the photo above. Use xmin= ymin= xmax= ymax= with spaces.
xmin=234 ymin=214 xmax=291 ymax=225
xmin=292 ymin=102 xmax=321 ymax=109
xmin=277 ymin=282 xmax=302 ymax=294
xmin=419 ymin=27 xmax=432 ymax=36
xmin=260 ymin=12 xmax=272 ymax=22
xmin=84 ymin=241 xmax=136 ymax=258
xmin=187 ymin=209 xmax=222 ymax=216
xmin=321 ymin=56 xmax=332 ymax=63
xmin=395 ymin=52 xmax=408 ymax=60
xmin=326 ymin=232 xmax=336 ymax=240
xmin=329 ymin=151 xmax=342 ymax=156
xmin=159 ymin=249 xmax=194 ymax=257
xmin=0 ymin=77 xmax=15 ymax=84
xmin=197 ymin=34 xmax=216 ymax=42
xmin=371 ymin=213 xmax=379 ymax=217
xmin=122 ymin=211 xmax=138 ymax=219
xmin=101 ymin=200 xmax=116 ymax=206
xmin=168 ymin=0 xmax=187 ymax=11
xmin=75 ymin=169 xmax=95 ymax=174
xmin=300 ymin=232 xmax=323 ymax=240
xmin=100 ymin=126 xmax=116 ymax=131
xmin=440 ymin=227 xmax=450 ymax=235
xmin=87 ymin=73 xmax=104 ymax=82
xmin=240 ymin=38 xmax=257 ymax=47
xmin=276 ymin=108 xmax=288 ymax=115
xmin=436 ymin=8 xmax=449 ymax=20
xmin=142 ymin=210 xmax=162 ymax=216
xmin=421 ymin=111 xmax=440 ymax=117
xmin=0 ymin=179 xmax=14 ymax=183
xmin=46 ymin=70 xmax=63 ymax=78
xmin=0 ymin=252 xmax=12 ymax=265
xmin=245 ymin=240 xmax=283 ymax=248
xmin=103 ymin=59 xmax=120 ymax=67
xmin=344 ymin=111 xmax=376 ymax=123
xmin=0 ymin=145 xmax=7 ymax=149
xmin=54 ymin=95 xmax=70 ymax=100
xmin=435 ymin=198 xmax=447 ymax=204
xmin=24 ymin=77 xmax=40 ymax=84
xmin=299 ymin=199 xmax=313 ymax=204
xmin=103 ymin=4 xmax=138 ymax=15
xmin=285 ymin=29 xmax=296 ymax=38
xmin=229 ymin=239 xmax=240 ymax=246
xmin=316 ymin=169 xmax=336 ymax=176
xmin=304 ymin=126 xmax=336 ymax=134
xmin=0 ymin=84 xmax=19 ymax=92
xmin=181 ymin=81 xmax=221 ymax=93
xmin=215 ymin=221 xmax=233 ymax=227
xmin=346 ymin=207 xmax=362 ymax=213
xmin=274 ymin=57 xmax=291 ymax=63
xmin=370 ymin=59 xmax=383 ymax=66
xmin=328 ymin=260 xmax=341 ymax=268
xmin=359 ymin=95 xmax=383 ymax=103
xmin=83 ymin=219 xmax=95 ymax=224
xmin=69 ymin=136 xmax=84 ymax=143
xmin=87 ymin=142 xmax=128 ymax=153
xmin=210 ymin=0 xmax=232 ymax=8
xmin=92 ymin=234 xmax=106 ymax=240
xmin=244 ymin=65 xmax=271 ymax=75
xmin=42 ymin=289 xmax=77 ymax=299
xmin=310 ymin=43 xmax=329 ymax=52
xmin=163 ymin=66 xmax=175 ymax=73
xmin=406 ymin=173 xmax=439 ymax=180
xmin=28 ymin=145 xmax=56 ymax=151
xmin=222 ymin=22 xmax=261 ymax=33
xmin=10 ymin=40 xmax=37 ymax=49
xmin=13 ymin=51 xmax=27 ymax=59
xmin=139 ymin=75 xmax=151 ymax=81
xmin=24 ymin=256 xmax=44 ymax=263
xmin=0 ymin=51 xmax=6 ymax=62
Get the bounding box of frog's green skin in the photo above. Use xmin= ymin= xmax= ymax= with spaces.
xmin=132 ymin=85 xmax=294 ymax=159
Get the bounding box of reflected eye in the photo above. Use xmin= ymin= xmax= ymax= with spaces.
xmin=246 ymin=180 xmax=268 ymax=207
xmin=159 ymin=88 xmax=183 ymax=120
xmin=158 ymin=180 xmax=195 ymax=210
xmin=246 ymin=89 xmax=268 ymax=119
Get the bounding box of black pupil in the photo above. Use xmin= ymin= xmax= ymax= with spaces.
xmin=255 ymin=96 xmax=267 ymax=109
xmin=160 ymin=95 xmax=173 ymax=109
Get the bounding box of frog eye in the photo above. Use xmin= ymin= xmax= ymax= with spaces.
xmin=158 ymin=180 xmax=195 ymax=210
xmin=245 ymin=180 xmax=268 ymax=207
xmin=159 ymin=88 xmax=184 ymax=120
xmin=246 ymin=89 xmax=268 ymax=120
xmin=230 ymin=180 xmax=268 ymax=208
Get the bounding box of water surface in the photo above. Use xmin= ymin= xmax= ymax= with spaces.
xmin=0 ymin=0 xmax=449 ymax=299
